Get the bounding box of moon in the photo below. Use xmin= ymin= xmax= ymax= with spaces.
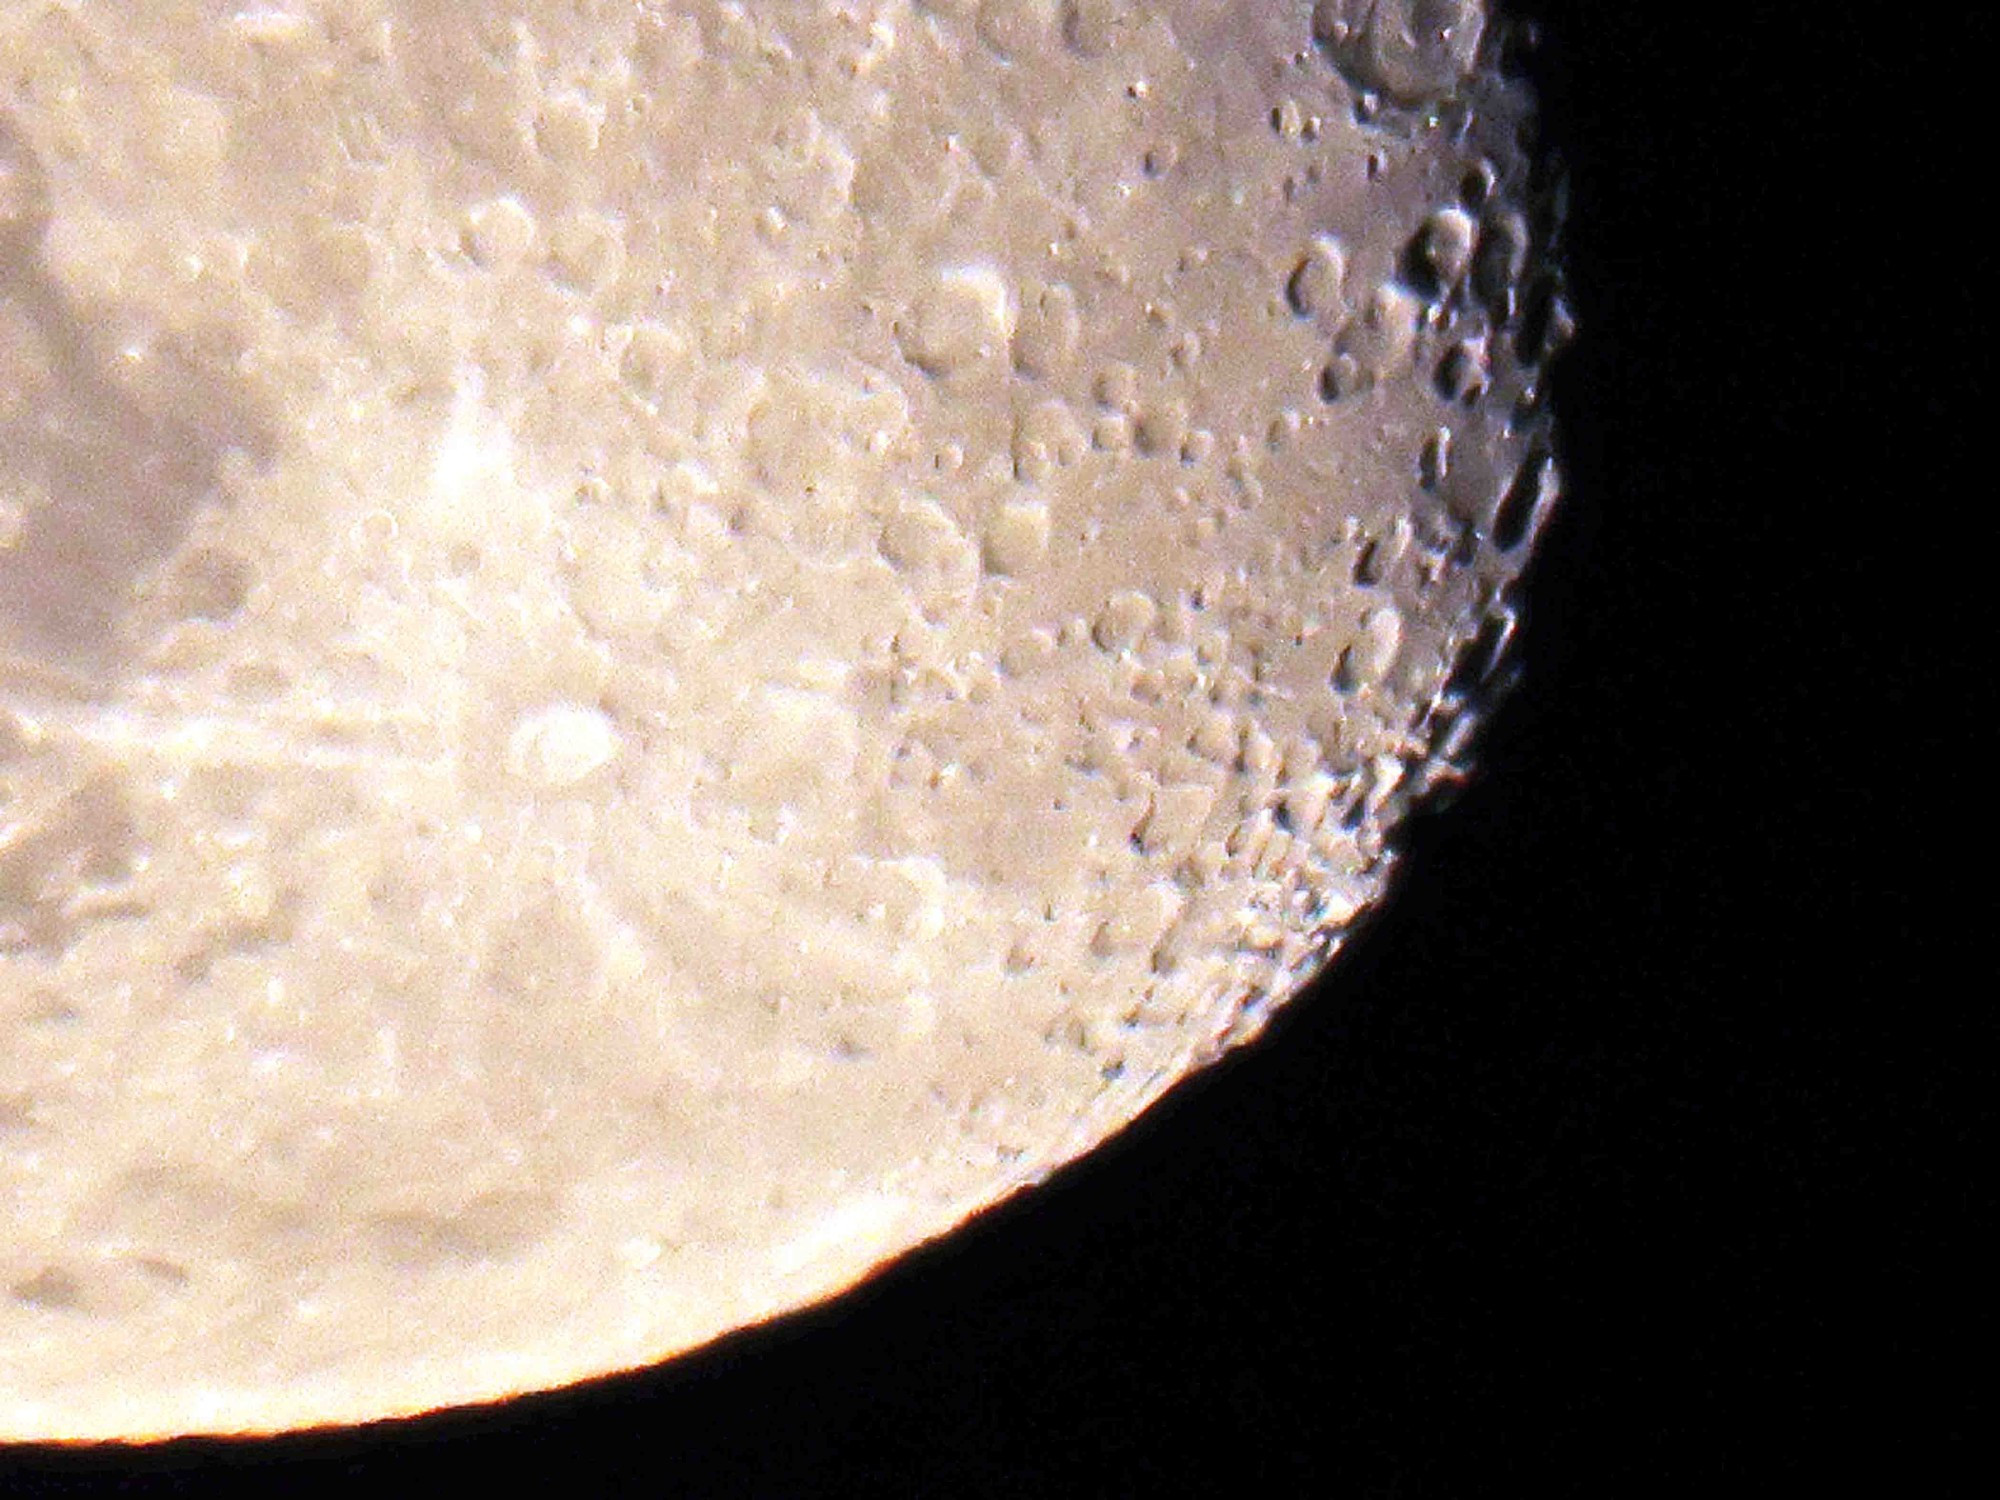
xmin=0 ymin=0 xmax=1563 ymax=1440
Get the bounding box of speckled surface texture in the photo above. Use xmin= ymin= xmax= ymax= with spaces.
xmin=1 ymin=0 xmax=1560 ymax=1439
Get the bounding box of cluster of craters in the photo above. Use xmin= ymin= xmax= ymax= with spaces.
xmin=1 ymin=0 xmax=1565 ymax=1439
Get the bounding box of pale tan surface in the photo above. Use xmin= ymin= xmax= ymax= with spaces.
xmin=0 ymin=0 xmax=1558 ymax=1440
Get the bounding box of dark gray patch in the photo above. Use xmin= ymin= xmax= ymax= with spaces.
xmin=368 ymin=1189 xmax=563 ymax=1272
xmin=0 ymin=1092 xmax=34 ymax=1133
xmin=11 ymin=1265 xmax=83 ymax=1311
xmin=0 ymin=774 xmax=141 ymax=957
xmin=1 ymin=112 xmax=273 ymax=686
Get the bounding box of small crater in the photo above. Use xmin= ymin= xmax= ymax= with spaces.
xmin=1093 ymin=362 xmax=1141 ymax=414
xmin=1056 ymin=0 xmax=1136 ymax=56
xmin=1474 ymin=208 xmax=1530 ymax=312
xmin=173 ymin=883 xmax=300 ymax=984
xmin=483 ymin=889 xmax=606 ymax=1008
xmin=1514 ymin=277 xmax=1573 ymax=368
xmin=1012 ymin=281 xmax=1081 ymax=377
xmin=1333 ymin=284 xmax=1420 ymax=388
xmin=156 ymin=547 xmax=254 ymax=623
xmin=1012 ymin=399 xmax=1088 ymax=482
xmin=1491 ymin=447 xmax=1554 ymax=551
xmin=462 ymin=196 xmax=538 ymax=271
xmin=368 ymin=1190 xmax=561 ymax=1272
xmin=1402 ymin=207 xmax=1476 ymax=299
xmin=977 ymin=0 xmax=1058 ymax=60
xmin=1434 ymin=335 xmax=1491 ymax=404
xmin=1419 ymin=428 xmax=1451 ymax=491
xmin=131 ymin=1256 xmax=191 ymax=1288
xmin=1092 ymin=411 xmax=1135 ymax=454
xmin=897 ymin=266 xmax=1015 ymax=379
xmin=762 ymin=108 xmax=857 ymax=225
xmin=1459 ymin=160 xmax=1498 ymax=208
xmin=1092 ymin=591 xmax=1159 ymax=654
xmin=1310 ymin=0 xmax=1486 ymax=108
xmin=506 ymin=702 xmax=621 ymax=789
xmin=0 ymin=774 xmax=142 ymax=956
xmin=1062 ymin=0 xmax=1135 ymax=58
xmin=983 ymin=501 xmax=1052 ymax=576
xmin=1134 ymin=399 xmax=1189 ymax=458
xmin=1285 ymin=236 xmax=1347 ymax=319
xmin=545 ymin=210 xmax=627 ymax=297
xmin=225 ymin=659 xmax=292 ymax=701
xmin=535 ymin=89 xmax=605 ymax=166
xmin=1334 ymin=607 xmax=1403 ymax=690
xmin=618 ymin=321 xmax=687 ymax=401
xmin=1318 ymin=355 xmax=1363 ymax=404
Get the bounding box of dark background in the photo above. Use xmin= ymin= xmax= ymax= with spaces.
xmin=3 ymin=4 xmax=1970 ymax=1494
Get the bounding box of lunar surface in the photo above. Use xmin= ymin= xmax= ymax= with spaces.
xmin=1 ymin=0 xmax=1564 ymax=1440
